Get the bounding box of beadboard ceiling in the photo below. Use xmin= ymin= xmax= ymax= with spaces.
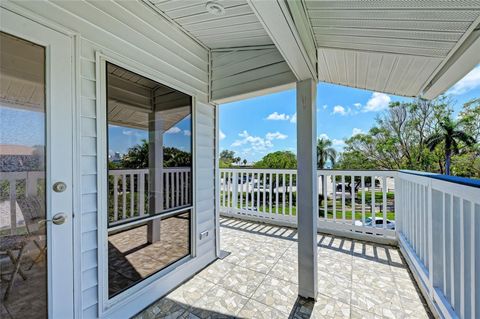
xmin=146 ymin=0 xmax=273 ymax=49
xmin=304 ymin=0 xmax=480 ymax=97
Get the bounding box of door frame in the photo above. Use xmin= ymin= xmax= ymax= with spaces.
xmin=0 ymin=5 xmax=77 ymax=318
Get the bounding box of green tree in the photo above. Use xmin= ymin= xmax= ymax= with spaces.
xmin=425 ymin=116 xmax=475 ymax=175
xmin=254 ymin=151 xmax=297 ymax=169
xmin=316 ymin=138 xmax=337 ymax=169
xmin=219 ymin=149 xmax=240 ymax=168
xmin=121 ymin=139 xmax=149 ymax=169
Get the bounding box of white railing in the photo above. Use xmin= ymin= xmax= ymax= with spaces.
xmin=0 ymin=171 xmax=45 ymax=234
xmin=108 ymin=167 xmax=191 ymax=224
xmin=396 ymin=171 xmax=479 ymax=319
xmin=219 ymin=168 xmax=396 ymax=240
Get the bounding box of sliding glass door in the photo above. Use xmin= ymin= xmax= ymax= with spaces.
xmin=105 ymin=63 xmax=192 ymax=298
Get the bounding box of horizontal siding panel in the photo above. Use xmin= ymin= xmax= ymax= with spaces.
xmin=82 ymin=250 xmax=97 ymax=271
xmin=81 ymin=97 xmax=96 ymax=118
xmin=82 ymin=230 xmax=98 ymax=252
xmin=82 ymin=286 xmax=98 ymax=309
xmin=82 ymin=211 xmax=98 ymax=233
xmin=81 ymin=193 xmax=97 ymax=213
xmin=16 ymin=0 xmax=208 ymax=101
xmin=80 ymin=156 xmax=97 ymax=175
xmin=82 ymin=174 xmax=97 ymax=194
xmin=82 ymin=267 xmax=98 ymax=291
xmin=81 ymin=117 xmax=97 ymax=138
xmin=81 ymin=136 xmax=96 ymax=156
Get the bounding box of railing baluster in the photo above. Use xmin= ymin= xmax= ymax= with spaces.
xmin=269 ymin=172 xmax=273 ymax=215
xmin=341 ymin=175 xmax=346 ymax=221
xmin=122 ymin=174 xmax=127 ymax=220
xmin=323 ymin=173 xmax=327 ymax=221
xmin=113 ymin=175 xmax=119 ymax=221
xmin=176 ymin=171 xmax=179 ymax=207
xmin=332 ymin=175 xmax=336 ymax=221
xmin=256 ymin=173 xmax=260 ymax=213
xmin=282 ymin=173 xmax=286 ymax=217
xmin=371 ymin=176 xmax=376 ymax=229
xmin=262 ymin=173 xmax=266 ymax=213
xmin=275 ymin=173 xmax=279 ymax=216
xmin=361 ymin=176 xmax=365 ymax=228
xmin=289 ymin=173 xmax=293 ymax=217
xmin=9 ymin=179 xmax=16 ymax=235
xmin=165 ymin=171 xmax=170 ymax=210
xmin=130 ymin=173 xmax=134 ymax=217
xmin=139 ymin=172 xmax=145 ymax=216
xmin=351 ymin=175 xmax=355 ymax=225
xmin=382 ymin=176 xmax=387 ymax=229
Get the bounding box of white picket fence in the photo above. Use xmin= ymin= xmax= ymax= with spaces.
xmin=219 ymin=168 xmax=396 ymax=239
xmin=109 ymin=167 xmax=191 ymax=224
xmin=396 ymin=171 xmax=480 ymax=319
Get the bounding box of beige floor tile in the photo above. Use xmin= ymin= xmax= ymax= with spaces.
xmin=318 ymin=271 xmax=352 ymax=305
xmin=191 ymin=285 xmax=248 ymax=317
xmin=197 ymin=260 xmax=236 ymax=284
xmin=167 ymin=276 xmax=215 ymax=306
xmin=269 ymin=257 xmax=298 ymax=284
xmin=218 ymin=265 xmax=266 ymax=297
xmin=251 ymin=276 xmax=298 ymax=314
xmin=238 ymin=299 xmax=288 ymax=319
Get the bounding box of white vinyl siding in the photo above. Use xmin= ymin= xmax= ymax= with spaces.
xmin=8 ymin=1 xmax=215 ymax=317
xmin=211 ymin=47 xmax=296 ymax=103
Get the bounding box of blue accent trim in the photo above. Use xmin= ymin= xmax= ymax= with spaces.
xmin=399 ymin=170 xmax=480 ymax=189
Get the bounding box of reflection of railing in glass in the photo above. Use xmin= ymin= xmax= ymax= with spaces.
xmin=108 ymin=168 xmax=191 ymax=225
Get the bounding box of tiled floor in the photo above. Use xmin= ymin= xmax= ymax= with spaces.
xmin=135 ymin=217 xmax=432 ymax=319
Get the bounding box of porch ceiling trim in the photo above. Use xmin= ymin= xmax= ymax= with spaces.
xmin=247 ymin=0 xmax=317 ymax=81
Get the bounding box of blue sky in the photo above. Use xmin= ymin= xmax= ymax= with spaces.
xmin=1 ymin=65 xmax=479 ymax=162
xmin=219 ymin=65 xmax=480 ymax=162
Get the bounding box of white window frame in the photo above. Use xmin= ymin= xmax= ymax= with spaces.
xmin=95 ymin=52 xmax=197 ymax=317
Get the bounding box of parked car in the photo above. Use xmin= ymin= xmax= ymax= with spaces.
xmin=355 ymin=217 xmax=395 ymax=230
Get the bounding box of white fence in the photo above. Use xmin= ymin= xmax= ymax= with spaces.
xmin=0 ymin=171 xmax=45 ymax=234
xmin=219 ymin=168 xmax=396 ymax=240
xmin=396 ymin=171 xmax=479 ymax=319
xmin=109 ymin=167 xmax=191 ymax=224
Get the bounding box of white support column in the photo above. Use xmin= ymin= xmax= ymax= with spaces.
xmin=296 ymin=79 xmax=318 ymax=299
xmin=147 ymin=110 xmax=163 ymax=243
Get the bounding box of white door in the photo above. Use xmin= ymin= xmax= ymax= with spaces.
xmin=0 ymin=7 xmax=74 ymax=319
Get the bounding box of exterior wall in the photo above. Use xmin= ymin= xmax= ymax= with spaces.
xmin=4 ymin=1 xmax=217 ymax=318
xmin=211 ymin=47 xmax=296 ymax=103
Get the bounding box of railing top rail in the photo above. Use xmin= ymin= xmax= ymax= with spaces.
xmin=399 ymin=170 xmax=480 ymax=189
xmin=220 ymin=168 xmax=297 ymax=174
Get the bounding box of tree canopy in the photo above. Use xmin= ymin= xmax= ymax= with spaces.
xmin=335 ymin=97 xmax=480 ymax=178
xmin=254 ymin=151 xmax=297 ymax=169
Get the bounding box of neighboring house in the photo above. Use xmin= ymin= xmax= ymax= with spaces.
xmin=0 ymin=1 xmax=479 ymax=319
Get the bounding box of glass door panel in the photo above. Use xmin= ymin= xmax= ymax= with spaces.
xmin=0 ymin=31 xmax=47 ymax=319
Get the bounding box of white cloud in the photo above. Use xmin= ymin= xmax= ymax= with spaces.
xmin=231 ymin=130 xmax=273 ymax=152
xmin=183 ymin=130 xmax=191 ymax=136
xmin=290 ymin=113 xmax=297 ymax=123
xmin=363 ymin=92 xmax=391 ymax=112
xmin=318 ymin=133 xmax=329 ymax=140
xmin=165 ymin=126 xmax=181 ymax=134
xmin=332 ymin=105 xmax=351 ymax=116
xmin=354 ymin=103 xmax=362 ymax=109
xmin=219 ymin=130 xmax=226 ymax=140
xmin=448 ymin=65 xmax=480 ymax=95
xmin=266 ymin=132 xmax=288 ymax=140
xmin=266 ymin=112 xmax=290 ymax=121
xmin=332 ymin=139 xmax=345 ymax=147
xmin=323 ymin=104 xmax=328 ymax=110
xmin=352 ymin=128 xmax=364 ymax=136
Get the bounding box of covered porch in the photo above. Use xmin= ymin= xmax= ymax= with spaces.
xmin=135 ymin=216 xmax=430 ymax=319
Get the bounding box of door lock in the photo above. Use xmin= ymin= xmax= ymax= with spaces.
xmin=52 ymin=181 xmax=67 ymax=193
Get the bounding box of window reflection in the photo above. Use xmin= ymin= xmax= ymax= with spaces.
xmin=106 ymin=63 xmax=192 ymax=297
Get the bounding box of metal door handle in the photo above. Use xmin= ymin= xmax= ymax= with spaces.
xmin=44 ymin=213 xmax=67 ymax=225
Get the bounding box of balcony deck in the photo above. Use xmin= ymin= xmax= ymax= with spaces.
xmin=135 ymin=217 xmax=431 ymax=319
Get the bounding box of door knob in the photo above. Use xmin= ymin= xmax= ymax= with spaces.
xmin=50 ymin=213 xmax=67 ymax=225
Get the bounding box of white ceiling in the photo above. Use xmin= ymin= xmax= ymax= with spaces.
xmin=147 ymin=0 xmax=273 ymax=49
xmin=304 ymin=0 xmax=480 ymax=97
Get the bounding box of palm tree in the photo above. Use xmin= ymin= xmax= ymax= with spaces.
xmin=317 ymin=138 xmax=337 ymax=169
xmin=317 ymin=138 xmax=337 ymax=209
xmin=426 ymin=116 xmax=475 ymax=175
